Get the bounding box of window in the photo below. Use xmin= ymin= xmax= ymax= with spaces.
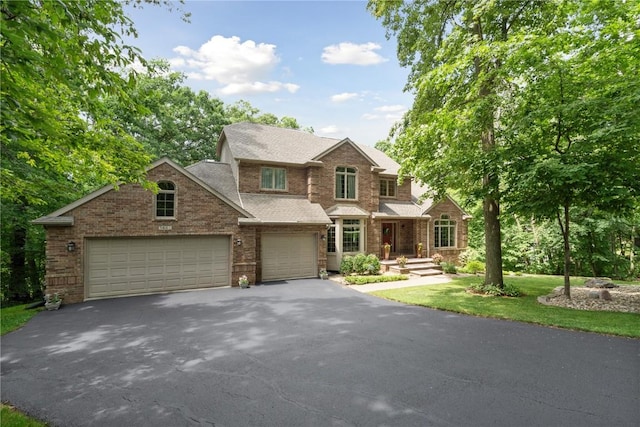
xmin=335 ymin=166 xmax=357 ymax=199
xmin=342 ymin=219 xmax=361 ymax=252
xmin=156 ymin=181 xmax=176 ymax=218
xmin=379 ymin=179 xmax=396 ymax=197
xmin=434 ymin=215 xmax=456 ymax=248
xmin=327 ymin=220 xmax=336 ymax=253
xmin=261 ymin=167 xmax=286 ymax=190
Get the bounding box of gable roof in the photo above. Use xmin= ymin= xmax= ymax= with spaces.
xmin=411 ymin=182 xmax=471 ymax=218
xmin=311 ymin=138 xmax=380 ymax=168
xmin=218 ymin=122 xmax=401 ymax=174
xmin=33 ymin=158 xmax=252 ymax=226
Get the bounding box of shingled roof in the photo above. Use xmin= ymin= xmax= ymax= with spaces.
xmin=239 ymin=193 xmax=330 ymax=224
xmin=219 ymin=122 xmax=402 ymax=175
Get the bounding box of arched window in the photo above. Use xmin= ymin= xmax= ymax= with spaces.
xmin=156 ymin=181 xmax=176 ymax=218
xmin=434 ymin=214 xmax=456 ymax=248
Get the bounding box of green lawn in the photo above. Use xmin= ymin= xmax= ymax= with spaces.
xmin=0 ymin=404 xmax=47 ymax=427
xmin=372 ymin=275 xmax=640 ymax=337
xmin=1 ymin=303 xmax=41 ymax=336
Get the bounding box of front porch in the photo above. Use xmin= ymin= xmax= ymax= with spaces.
xmin=380 ymin=257 xmax=443 ymax=277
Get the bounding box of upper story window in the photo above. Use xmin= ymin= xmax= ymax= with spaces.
xmin=156 ymin=181 xmax=176 ymax=218
xmin=434 ymin=214 xmax=456 ymax=248
xmin=261 ymin=167 xmax=287 ymax=190
xmin=335 ymin=166 xmax=357 ymax=200
xmin=379 ymin=179 xmax=396 ymax=198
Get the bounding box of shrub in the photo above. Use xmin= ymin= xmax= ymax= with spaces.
xmin=467 ymin=282 xmax=522 ymax=297
xmin=340 ymin=256 xmax=354 ymax=275
xmin=461 ymin=260 xmax=485 ymax=274
xmin=441 ymin=262 xmax=457 ymax=274
xmin=341 ymin=253 xmax=381 ymax=275
xmin=344 ymin=274 xmax=408 ymax=285
xmin=432 ymin=253 xmax=443 ymax=264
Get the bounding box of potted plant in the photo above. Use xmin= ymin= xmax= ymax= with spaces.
xmin=432 ymin=253 xmax=443 ymax=265
xmin=415 ymin=242 xmax=423 ymax=258
xmin=319 ymin=268 xmax=329 ymax=280
xmin=396 ymin=255 xmax=408 ymax=268
xmin=238 ymin=275 xmax=250 ymax=288
xmin=383 ymin=243 xmax=391 ymax=260
xmin=44 ymin=293 xmax=62 ymax=310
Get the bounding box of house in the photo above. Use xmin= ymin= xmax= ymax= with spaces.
xmin=34 ymin=122 xmax=470 ymax=303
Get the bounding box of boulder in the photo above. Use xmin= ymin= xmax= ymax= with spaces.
xmin=599 ymin=290 xmax=612 ymax=301
xmin=588 ymin=291 xmax=600 ymax=299
xmin=584 ymin=278 xmax=618 ymax=288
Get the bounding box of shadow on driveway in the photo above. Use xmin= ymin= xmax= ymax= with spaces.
xmin=2 ymin=279 xmax=639 ymax=426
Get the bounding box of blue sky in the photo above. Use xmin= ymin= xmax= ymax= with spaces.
xmin=125 ymin=1 xmax=413 ymax=146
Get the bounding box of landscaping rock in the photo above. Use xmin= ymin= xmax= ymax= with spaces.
xmin=584 ymin=278 xmax=618 ymax=288
xmin=588 ymin=291 xmax=600 ymax=299
xmin=599 ymin=290 xmax=612 ymax=301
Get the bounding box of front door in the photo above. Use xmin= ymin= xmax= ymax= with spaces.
xmin=382 ymin=222 xmax=395 ymax=252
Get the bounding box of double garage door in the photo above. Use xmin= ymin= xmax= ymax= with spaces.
xmin=86 ymin=236 xmax=230 ymax=299
xmin=261 ymin=234 xmax=317 ymax=281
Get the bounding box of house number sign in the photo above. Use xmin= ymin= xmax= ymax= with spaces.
xmin=158 ymin=225 xmax=172 ymax=231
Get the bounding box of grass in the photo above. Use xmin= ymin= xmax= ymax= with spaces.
xmin=372 ymin=275 xmax=640 ymax=338
xmin=1 ymin=303 xmax=42 ymax=336
xmin=0 ymin=404 xmax=47 ymax=426
xmin=343 ymin=274 xmax=408 ymax=285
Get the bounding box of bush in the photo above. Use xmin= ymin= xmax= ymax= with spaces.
xmin=441 ymin=262 xmax=457 ymax=274
xmin=340 ymin=253 xmax=381 ymax=275
xmin=467 ymin=282 xmax=522 ymax=297
xmin=461 ymin=260 xmax=485 ymax=274
xmin=344 ymin=275 xmax=408 ymax=285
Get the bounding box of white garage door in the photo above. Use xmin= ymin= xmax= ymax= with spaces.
xmin=86 ymin=236 xmax=230 ymax=298
xmin=261 ymin=234 xmax=317 ymax=281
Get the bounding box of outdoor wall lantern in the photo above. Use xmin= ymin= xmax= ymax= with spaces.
xmin=66 ymin=241 xmax=76 ymax=252
xmin=321 ymin=234 xmax=326 ymax=241
xmin=236 ymin=238 xmax=242 ymax=246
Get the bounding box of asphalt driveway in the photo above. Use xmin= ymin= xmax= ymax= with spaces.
xmin=2 ymin=279 xmax=639 ymax=426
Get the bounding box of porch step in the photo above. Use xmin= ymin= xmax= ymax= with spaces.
xmin=410 ymin=269 xmax=444 ymax=277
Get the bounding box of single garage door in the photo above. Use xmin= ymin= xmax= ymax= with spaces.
xmin=261 ymin=233 xmax=317 ymax=281
xmin=86 ymin=236 xmax=230 ymax=298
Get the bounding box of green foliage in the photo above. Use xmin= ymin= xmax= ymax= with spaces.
xmin=340 ymin=254 xmax=381 ymax=275
xmin=467 ymin=282 xmax=522 ymax=297
xmin=460 ymin=260 xmax=485 ymax=275
xmin=103 ymin=59 xmax=229 ymax=165
xmin=344 ymin=275 xmax=408 ymax=285
xmin=441 ymin=262 xmax=457 ymax=274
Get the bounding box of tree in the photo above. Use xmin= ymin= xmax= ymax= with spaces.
xmin=368 ymin=0 xmax=562 ymax=287
xmin=103 ymin=60 xmax=229 ymax=165
xmin=1 ymin=0 xmax=186 ymax=301
xmin=501 ymin=0 xmax=640 ymax=296
xmin=225 ymin=100 xmax=313 ymax=132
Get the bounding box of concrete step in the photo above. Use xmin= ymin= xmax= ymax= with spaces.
xmin=410 ymin=269 xmax=444 ymax=277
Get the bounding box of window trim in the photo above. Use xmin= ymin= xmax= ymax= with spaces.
xmin=434 ymin=215 xmax=456 ymax=248
xmin=155 ymin=181 xmax=176 ymax=220
xmin=342 ymin=219 xmax=362 ymax=253
xmin=379 ymin=178 xmax=397 ymax=198
xmin=335 ymin=166 xmax=358 ymax=200
xmin=260 ymin=166 xmax=287 ymax=191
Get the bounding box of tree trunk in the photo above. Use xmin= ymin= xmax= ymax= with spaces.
xmin=484 ymin=195 xmax=504 ymax=286
xmin=557 ymin=203 xmax=571 ymax=297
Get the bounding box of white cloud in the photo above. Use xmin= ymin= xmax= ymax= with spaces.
xmin=219 ymin=81 xmax=300 ymax=96
xmin=375 ymin=105 xmax=405 ymax=113
xmin=170 ymin=35 xmax=299 ymax=95
xmin=321 ymin=42 xmax=388 ymax=65
xmin=331 ymin=92 xmax=359 ymax=103
xmin=362 ymin=113 xmax=379 ymax=120
xmin=319 ymin=125 xmax=340 ymax=134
